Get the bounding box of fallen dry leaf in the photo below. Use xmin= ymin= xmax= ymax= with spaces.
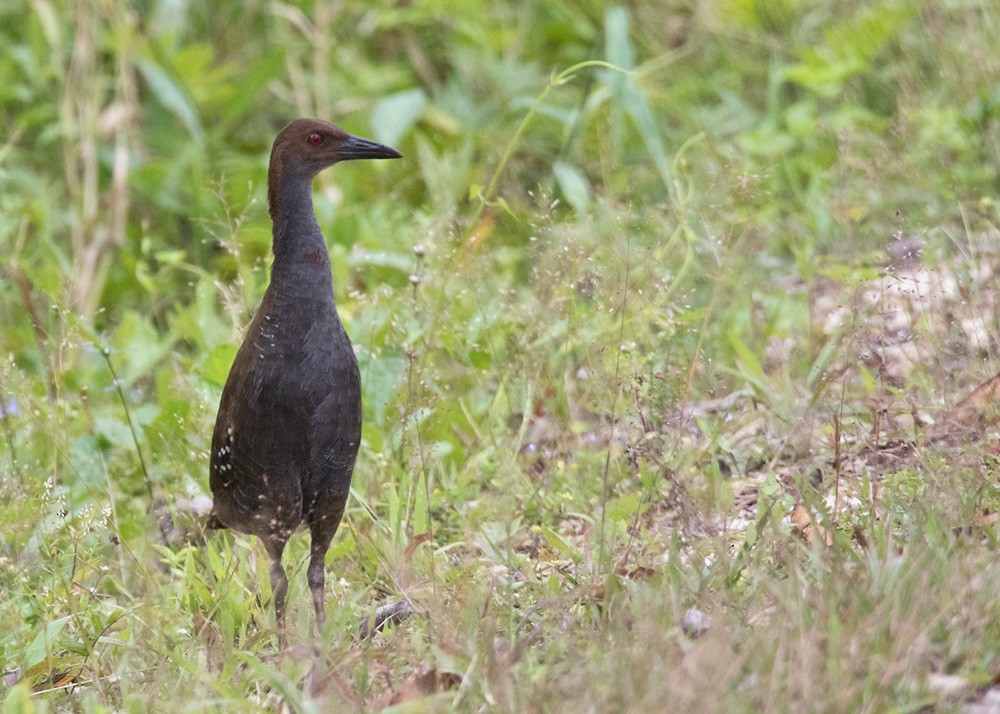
xmin=926 ymin=672 xmax=972 ymax=696
xmin=404 ymin=533 xmax=431 ymax=562
xmin=366 ymin=665 xmax=461 ymax=710
xmin=51 ymin=671 xmax=77 ymax=688
xmin=613 ymin=557 xmax=655 ymax=581
xmin=939 ymin=371 xmax=1000 ymax=431
xmin=791 ymin=503 xmax=833 ymax=547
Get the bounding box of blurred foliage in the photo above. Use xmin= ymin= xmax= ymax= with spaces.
xmin=2 ymin=0 xmax=1000 ymax=710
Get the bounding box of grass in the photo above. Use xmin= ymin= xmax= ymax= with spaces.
xmin=2 ymin=0 xmax=1000 ymax=711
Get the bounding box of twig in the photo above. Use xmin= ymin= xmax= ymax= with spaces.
xmin=99 ymin=347 xmax=154 ymax=503
xmin=832 ymin=409 xmax=842 ymax=517
xmin=98 ymin=346 xmax=169 ymax=543
xmin=599 ymin=233 xmax=631 ymax=575
xmin=0 ymin=394 xmax=18 ymax=476
xmin=9 ymin=266 xmax=56 ymax=400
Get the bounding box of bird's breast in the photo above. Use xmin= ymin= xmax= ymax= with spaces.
xmin=247 ymin=299 xmax=357 ymax=394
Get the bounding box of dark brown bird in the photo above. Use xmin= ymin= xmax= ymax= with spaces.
xmin=208 ymin=118 xmax=400 ymax=634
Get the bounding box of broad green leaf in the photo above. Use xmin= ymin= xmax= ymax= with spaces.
xmin=469 ymin=348 xmax=492 ymax=370
xmin=553 ymin=161 xmax=591 ymax=212
xmin=113 ymin=311 xmax=178 ymax=386
xmin=371 ymin=88 xmax=428 ymax=147
xmin=604 ymin=6 xmax=634 ymax=70
xmin=358 ymin=353 xmax=406 ymax=425
xmin=602 ymin=7 xmax=672 ymax=188
xmin=607 ymin=492 xmax=641 ymax=524
xmin=137 ymin=58 xmax=203 ymax=141
xmin=1 ymin=680 xmax=34 ymax=714
xmin=24 ymin=615 xmax=71 ymax=669
xmin=201 ymin=343 xmax=238 ymax=388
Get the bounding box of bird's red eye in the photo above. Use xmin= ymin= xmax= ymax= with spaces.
xmin=306 ymin=132 xmax=323 ymax=146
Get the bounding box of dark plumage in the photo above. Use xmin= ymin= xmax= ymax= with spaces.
xmin=208 ymin=118 xmax=400 ymax=634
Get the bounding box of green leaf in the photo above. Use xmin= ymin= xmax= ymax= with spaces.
xmin=602 ymin=7 xmax=672 ymax=189
xmin=2 ymin=680 xmax=35 ymax=714
xmin=553 ymin=161 xmax=591 ymax=211
xmin=201 ymin=343 xmax=238 ymax=388
xmin=413 ymin=470 xmax=429 ymax=534
xmin=359 ymin=353 xmax=407 ymax=425
xmin=604 ymin=6 xmax=634 ymax=70
xmin=113 ymin=311 xmax=177 ymax=386
xmin=495 ymin=196 xmax=517 ymax=219
xmin=727 ymin=332 xmax=768 ymax=394
xmin=349 ymin=250 xmax=414 ymax=274
xmin=469 ymin=348 xmax=492 ymax=370
xmin=607 ymin=492 xmax=641 ymax=524
xmin=25 ymin=615 xmax=71 ymax=669
xmin=137 ymin=58 xmax=203 ymax=142
xmin=371 ymin=88 xmax=427 ymax=147
xmin=805 ymin=338 xmax=838 ymax=390
xmin=220 ymin=51 xmax=285 ymax=121
xmin=94 ymin=415 xmax=134 ymax=448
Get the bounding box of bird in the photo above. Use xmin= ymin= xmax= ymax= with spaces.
xmin=207 ymin=118 xmax=401 ymax=636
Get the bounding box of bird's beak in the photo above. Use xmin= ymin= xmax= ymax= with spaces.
xmin=337 ymin=134 xmax=402 ymax=161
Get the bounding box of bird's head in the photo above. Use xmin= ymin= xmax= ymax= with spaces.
xmin=267 ymin=118 xmax=400 ymax=219
xmin=269 ymin=118 xmax=401 ymax=180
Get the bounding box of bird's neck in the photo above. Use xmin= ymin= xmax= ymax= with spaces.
xmin=267 ymin=175 xmax=334 ymax=300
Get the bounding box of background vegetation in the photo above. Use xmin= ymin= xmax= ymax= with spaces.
xmin=2 ymin=0 xmax=999 ymax=711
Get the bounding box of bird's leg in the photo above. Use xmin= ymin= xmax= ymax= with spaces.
xmin=307 ymin=531 xmax=333 ymax=629
xmin=263 ymin=538 xmax=289 ymax=644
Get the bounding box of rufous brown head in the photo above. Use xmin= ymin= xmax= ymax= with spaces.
xmin=270 ymin=118 xmax=401 ymax=178
xmin=267 ymin=118 xmax=400 ymax=220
